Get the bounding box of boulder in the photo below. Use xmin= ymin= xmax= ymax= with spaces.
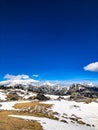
xmin=34 ymin=93 xmax=50 ymax=101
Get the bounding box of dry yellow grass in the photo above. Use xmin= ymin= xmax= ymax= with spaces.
xmin=0 ymin=101 xmax=53 ymax=130
xmin=14 ymin=101 xmax=54 ymax=119
xmin=14 ymin=101 xmax=52 ymax=109
xmin=76 ymin=98 xmax=97 ymax=104
xmin=0 ymin=110 xmax=43 ymax=130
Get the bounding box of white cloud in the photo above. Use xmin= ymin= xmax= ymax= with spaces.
xmin=83 ymin=62 xmax=98 ymax=72
xmin=4 ymin=74 xmax=39 ymax=83
xmin=32 ymin=74 xmax=39 ymax=78
xmin=4 ymin=74 xmax=29 ymax=80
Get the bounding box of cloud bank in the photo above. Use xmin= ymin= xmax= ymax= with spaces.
xmin=4 ymin=74 xmax=29 ymax=80
xmin=4 ymin=74 xmax=38 ymax=82
xmin=83 ymin=62 xmax=98 ymax=72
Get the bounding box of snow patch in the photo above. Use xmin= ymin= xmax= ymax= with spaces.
xmin=0 ymin=100 xmax=30 ymax=110
xmin=0 ymin=91 xmax=7 ymax=101
xmin=9 ymin=115 xmax=94 ymax=130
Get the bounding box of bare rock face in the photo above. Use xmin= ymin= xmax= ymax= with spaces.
xmin=66 ymin=84 xmax=98 ymax=101
xmin=28 ymin=85 xmax=67 ymax=95
xmin=34 ymin=93 xmax=50 ymax=101
xmin=0 ymin=83 xmax=67 ymax=96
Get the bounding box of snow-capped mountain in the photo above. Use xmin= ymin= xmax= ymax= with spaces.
xmin=0 ymin=79 xmax=67 ymax=95
xmin=0 ymin=79 xmax=98 ymax=97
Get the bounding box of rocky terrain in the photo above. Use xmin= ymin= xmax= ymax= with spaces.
xmin=0 ymin=80 xmax=98 ymax=102
xmin=66 ymin=84 xmax=98 ymax=102
xmin=0 ymin=80 xmax=67 ymax=95
xmin=0 ymin=80 xmax=98 ymax=130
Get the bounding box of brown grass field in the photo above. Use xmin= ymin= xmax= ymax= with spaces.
xmin=14 ymin=101 xmax=52 ymax=109
xmin=0 ymin=101 xmax=53 ymax=130
xmin=0 ymin=110 xmax=43 ymax=130
xmin=14 ymin=101 xmax=54 ymax=119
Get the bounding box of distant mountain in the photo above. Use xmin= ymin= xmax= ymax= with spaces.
xmin=0 ymin=80 xmax=98 ymax=97
xmin=0 ymin=80 xmax=67 ymax=95
xmin=66 ymin=83 xmax=98 ymax=100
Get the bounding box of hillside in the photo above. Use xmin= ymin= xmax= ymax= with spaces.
xmin=0 ymin=81 xmax=98 ymax=130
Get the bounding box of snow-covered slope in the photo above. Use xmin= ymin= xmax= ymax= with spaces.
xmin=0 ymin=93 xmax=98 ymax=130
xmin=42 ymin=99 xmax=98 ymax=128
xmin=7 ymin=95 xmax=98 ymax=130
xmin=0 ymin=91 xmax=7 ymax=101
xmin=9 ymin=115 xmax=94 ymax=130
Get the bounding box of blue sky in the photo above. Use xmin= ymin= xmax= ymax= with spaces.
xmin=0 ymin=0 xmax=98 ymax=81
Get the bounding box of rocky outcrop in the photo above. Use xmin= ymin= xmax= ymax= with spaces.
xmin=7 ymin=93 xmax=22 ymax=101
xmin=34 ymin=93 xmax=50 ymax=101
xmin=66 ymin=84 xmax=98 ymax=101
xmin=28 ymin=85 xmax=67 ymax=95
xmin=17 ymin=105 xmax=54 ymax=118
